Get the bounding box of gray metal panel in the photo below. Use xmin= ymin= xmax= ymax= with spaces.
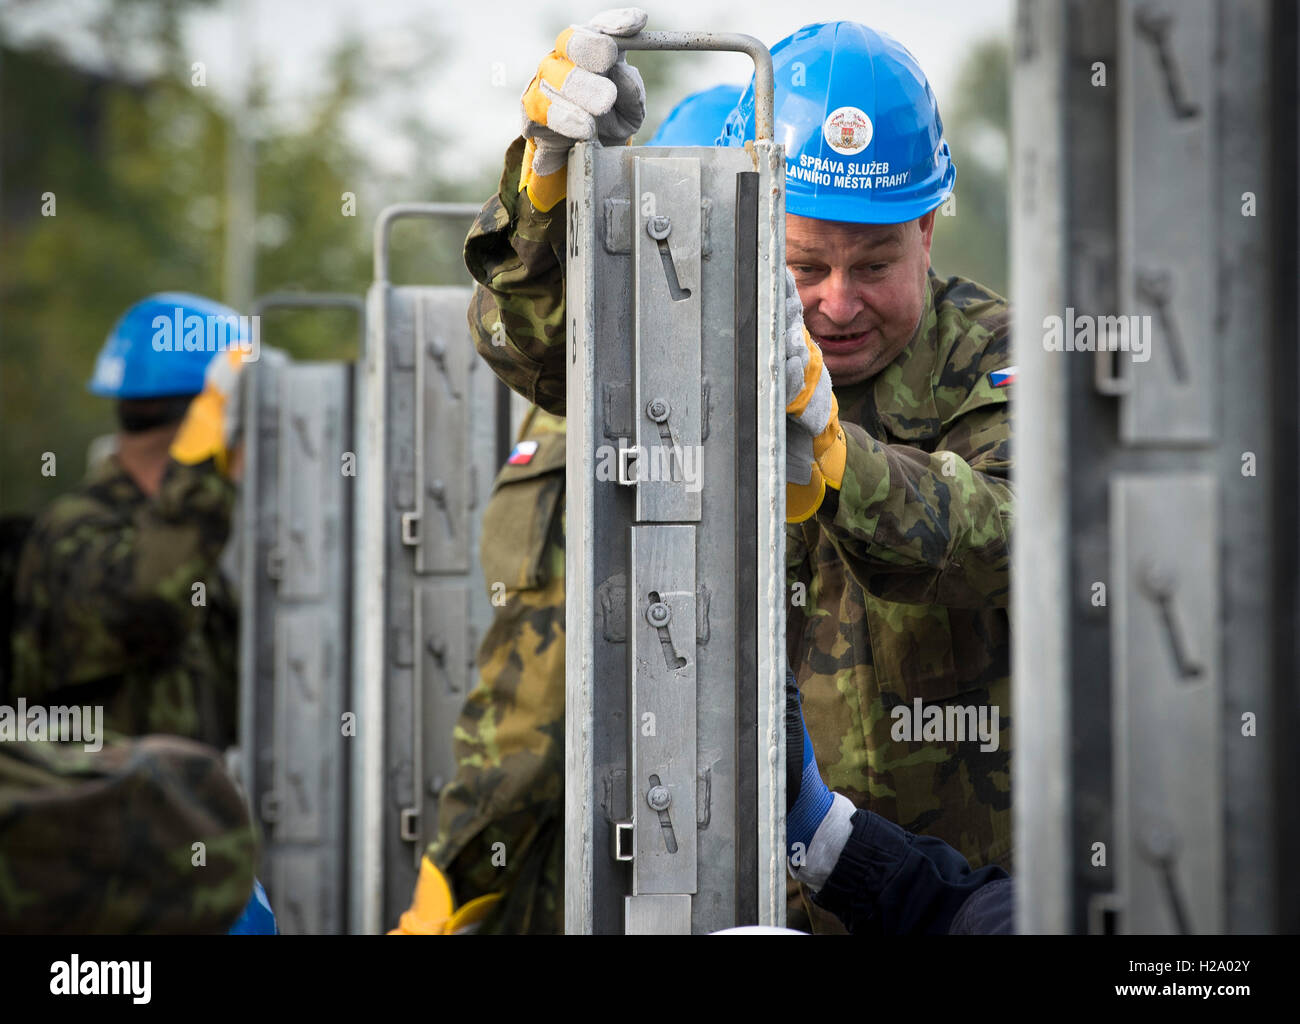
xmin=411 ymin=581 xmax=473 ymax=869
xmin=752 ymin=142 xmax=787 ymax=929
xmin=1011 ymin=0 xmax=1072 ymax=936
xmin=272 ymin=609 xmax=328 ymax=843
xmin=628 ymin=525 xmax=698 ymax=893
xmin=633 ymin=157 xmax=702 ymax=524
xmin=272 ymin=851 xmax=323 ymax=937
xmin=411 ymin=290 xmax=474 ymax=574
xmin=565 ymin=140 xmax=602 ymax=937
xmin=1118 ymin=0 xmax=1215 ymax=442
xmin=241 ymin=358 xmax=352 ymax=935
xmin=565 ymin=139 xmax=784 ymax=934
xmin=624 ymin=894 xmax=692 ymax=934
xmin=1014 ymin=0 xmax=1294 ymax=938
xmin=357 ymin=208 xmax=500 ymax=930
xmin=1111 ymin=474 xmax=1222 ymax=933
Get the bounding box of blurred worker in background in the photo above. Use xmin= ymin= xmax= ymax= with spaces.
xmin=9 ymin=293 xmax=249 ymax=747
xmin=0 ymin=732 xmax=259 ymax=934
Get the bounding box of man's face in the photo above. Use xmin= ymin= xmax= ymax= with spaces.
xmin=786 ymin=210 xmax=936 ymax=387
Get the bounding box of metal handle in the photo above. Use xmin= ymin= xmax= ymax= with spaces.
xmin=372 ymin=202 xmax=483 ymax=284
xmin=249 ymin=292 xmax=367 ymax=359
xmin=617 ymin=31 xmax=774 ymax=141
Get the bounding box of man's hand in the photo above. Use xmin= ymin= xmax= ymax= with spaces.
xmin=518 ymin=7 xmax=648 ymax=212
xmin=784 ymin=268 xmax=846 ymax=523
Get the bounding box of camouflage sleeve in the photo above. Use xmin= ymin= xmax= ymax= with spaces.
xmin=464 ymin=137 xmax=569 ymax=416
xmin=15 ymin=459 xmax=233 ymax=691
xmin=0 ymin=734 xmax=257 ymax=933
xmin=426 ymin=413 xmax=568 ymax=933
xmin=822 ymin=399 xmax=1013 ymax=610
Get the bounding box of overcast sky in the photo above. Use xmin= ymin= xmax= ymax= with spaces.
xmin=7 ymin=0 xmax=1012 ymax=182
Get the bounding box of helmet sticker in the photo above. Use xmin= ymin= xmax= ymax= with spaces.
xmin=95 ymin=355 xmax=125 ymax=390
xmin=823 ymin=106 xmax=873 ymax=156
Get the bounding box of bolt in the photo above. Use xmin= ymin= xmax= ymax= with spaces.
xmin=646 ymin=601 xmax=671 ymax=627
xmin=647 ymin=785 xmax=671 ymax=811
xmin=647 ymin=215 xmax=672 ymax=240
xmin=647 ymin=399 xmax=670 ymax=423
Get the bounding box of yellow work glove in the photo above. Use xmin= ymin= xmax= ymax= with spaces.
xmin=388 ymin=856 xmax=502 ymax=935
xmin=519 ymin=7 xmax=648 ymax=212
xmin=784 ymin=269 xmax=846 ymax=523
xmin=169 ymin=346 xmax=247 ymax=475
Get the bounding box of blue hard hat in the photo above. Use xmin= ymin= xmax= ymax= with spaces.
xmin=721 ymin=22 xmax=955 ymax=225
xmin=89 ymin=292 xmax=247 ymax=398
xmin=647 ymin=83 xmax=746 ymax=146
xmin=227 ymin=878 xmax=278 ymax=935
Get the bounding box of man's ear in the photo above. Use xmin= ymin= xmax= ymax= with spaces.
xmin=917 ymin=209 xmax=937 ymax=257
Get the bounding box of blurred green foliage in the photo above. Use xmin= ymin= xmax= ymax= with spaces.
xmin=0 ymin=11 xmax=496 ymax=514
xmin=930 ymin=36 xmax=1010 ymax=297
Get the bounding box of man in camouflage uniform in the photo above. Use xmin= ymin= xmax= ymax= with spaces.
xmin=410 ymin=13 xmax=1012 ymax=934
xmin=394 ymin=407 xmax=568 ymax=935
xmin=10 ymin=294 xmax=248 ymax=747
xmin=0 ymin=733 xmax=257 ymax=933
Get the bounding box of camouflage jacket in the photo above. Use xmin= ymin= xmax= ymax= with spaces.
xmin=455 ymin=137 xmax=1013 ymax=932
xmin=426 ymin=406 xmax=568 ymax=935
xmin=10 ymin=455 xmax=239 ymax=748
xmin=0 ymin=733 xmax=257 ymax=933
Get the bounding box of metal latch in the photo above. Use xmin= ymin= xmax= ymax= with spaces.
xmin=400 ymin=807 xmax=420 ymax=842
xmin=400 ymin=510 xmax=420 ymax=546
xmin=613 ymin=821 xmax=635 ymax=861
xmin=617 ymin=442 xmax=639 ymax=486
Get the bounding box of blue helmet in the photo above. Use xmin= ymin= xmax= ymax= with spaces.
xmin=89 ymin=292 xmax=246 ymax=399
xmin=227 ymin=878 xmax=278 ymax=935
xmin=721 ymin=22 xmax=955 ymax=225
xmin=647 ymin=83 xmax=746 ymax=146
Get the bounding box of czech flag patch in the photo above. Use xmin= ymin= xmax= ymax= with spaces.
xmin=989 ymin=366 xmax=1018 ymax=388
xmin=508 ymin=440 xmax=539 ymax=465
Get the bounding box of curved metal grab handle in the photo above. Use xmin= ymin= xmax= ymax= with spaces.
xmin=250 ymin=292 xmax=366 ymax=360
xmin=372 ymin=202 xmax=483 ymax=284
xmin=617 ymin=31 xmax=774 ymax=141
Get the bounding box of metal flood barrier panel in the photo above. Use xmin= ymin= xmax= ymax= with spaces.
xmin=565 ymin=32 xmax=787 ymax=935
xmin=353 ymin=203 xmax=508 ymax=933
xmin=239 ymin=293 xmax=362 ymax=935
xmin=1012 ymin=0 xmax=1298 ymax=934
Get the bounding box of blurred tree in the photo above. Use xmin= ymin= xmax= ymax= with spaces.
xmin=929 ymin=36 xmax=1009 ymax=298
xmin=0 ymin=3 xmax=500 ymax=515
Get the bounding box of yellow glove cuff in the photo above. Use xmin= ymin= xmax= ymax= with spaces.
xmin=520 ymin=137 xmax=568 ymax=213
xmin=388 ymin=857 xmax=503 ymax=935
xmin=786 ymin=468 xmax=827 ymax=524
xmin=168 ymin=389 xmax=227 ymax=474
xmin=812 ymin=392 xmax=846 ymax=491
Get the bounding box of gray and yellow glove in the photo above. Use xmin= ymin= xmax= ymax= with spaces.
xmin=784 ymin=268 xmax=846 ymax=523
xmin=519 ymin=7 xmax=648 ymax=212
xmin=169 ymin=347 xmax=246 ymax=475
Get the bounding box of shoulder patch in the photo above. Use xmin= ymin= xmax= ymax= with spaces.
xmin=989 ymin=366 xmax=1018 ymax=388
xmin=507 ymin=440 xmax=540 ymax=465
